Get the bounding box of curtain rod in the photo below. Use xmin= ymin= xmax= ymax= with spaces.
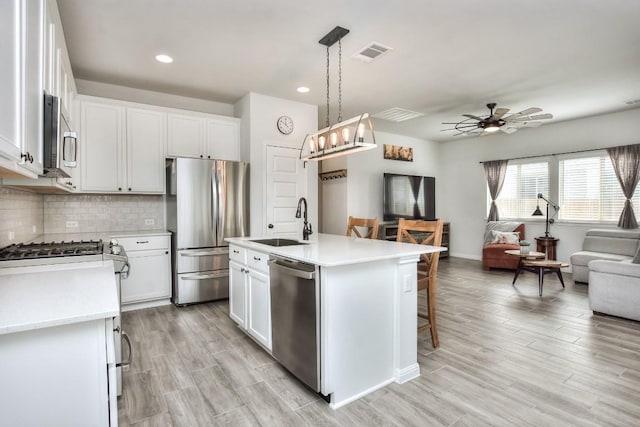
xmin=478 ymin=146 xmax=611 ymax=164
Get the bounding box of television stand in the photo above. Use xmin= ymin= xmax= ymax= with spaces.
xmin=379 ymin=221 xmax=450 ymax=259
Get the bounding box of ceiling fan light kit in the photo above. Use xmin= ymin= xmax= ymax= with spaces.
xmin=300 ymin=26 xmax=376 ymax=162
xmin=442 ymin=102 xmax=553 ymax=136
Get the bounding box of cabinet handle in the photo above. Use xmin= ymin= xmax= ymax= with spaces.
xmin=245 ymin=269 xmax=250 ymax=274
xmin=165 ymin=251 xmax=169 ymax=255
xmin=118 ymin=187 xmax=122 ymax=191
xmin=268 ymin=224 xmax=274 ymax=229
xmin=240 ymin=267 xmax=245 ymax=272
xmin=207 ymin=155 xmax=211 ymax=159
xmin=200 ymin=155 xmax=203 ymax=158
xmin=232 ymin=249 xmax=240 ymax=254
xmin=128 ymin=188 xmax=132 ymax=191
xmin=116 ymin=332 xmax=132 ymax=368
xmin=253 ymin=256 xmax=261 ymax=261
xmin=21 ymin=152 xmax=34 ymax=163
xmin=136 ymin=240 xmax=149 ymax=244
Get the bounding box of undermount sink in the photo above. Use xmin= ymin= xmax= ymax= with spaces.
xmin=250 ymin=238 xmax=307 ymax=247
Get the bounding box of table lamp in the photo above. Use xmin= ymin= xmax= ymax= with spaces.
xmin=532 ymin=193 xmax=560 ymax=237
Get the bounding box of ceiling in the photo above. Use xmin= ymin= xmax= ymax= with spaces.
xmin=57 ymin=0 xmax=640 ymax=142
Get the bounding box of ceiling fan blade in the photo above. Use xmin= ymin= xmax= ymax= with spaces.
xmin=491 ymin=108 xmax=509 ymax=120
xmin=527 ymin=113 xmax=553 ymax=120
xmin=512 ymin=107 xmax=542 ymax=117
xmin=462 ymin=114 xmax=483 ymax=121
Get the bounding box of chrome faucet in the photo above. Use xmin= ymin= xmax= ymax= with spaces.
xmin=295 ymin=197 xmax=313 ymax=240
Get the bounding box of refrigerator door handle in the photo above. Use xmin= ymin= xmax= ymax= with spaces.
xmin=215 ymin=161 xmax=226 ymax=246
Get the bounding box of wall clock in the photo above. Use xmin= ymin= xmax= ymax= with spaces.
xmin=277 ymin=115 xmax=294 ymax=135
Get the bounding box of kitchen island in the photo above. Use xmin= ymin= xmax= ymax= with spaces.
xmin=226 ymin=233 xmax=445 ymax=409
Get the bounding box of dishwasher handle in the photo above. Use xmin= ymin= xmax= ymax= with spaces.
xmin=269 ymin=259 xmax=315 ymax=280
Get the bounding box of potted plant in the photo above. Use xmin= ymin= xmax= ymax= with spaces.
xmin=519 ymin=240 xmax=531 ymax=255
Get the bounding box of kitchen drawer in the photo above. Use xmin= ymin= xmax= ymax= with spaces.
xmin=247 ymin=249 xmax=269 ymax=273
xmin=116 ymin=235 xmax=169 ymax=252
xmin=175 ymin=270 xmax=229 ymax=305
xmin=229 ymin=245 xmax=246 ymax=263
xmin=177 ymin=247 xmax=229 ymax=274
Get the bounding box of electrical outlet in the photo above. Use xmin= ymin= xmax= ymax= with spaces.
xmin=8 ymin=231 xmax=15 ymax=241
xmin=403 ymin=274 xmax=412 ymax=293
xmin=144 ymin=218 xmax=155 ymax=226
xmin=66 ymin=221 xmax=79 ymax=228
xmin=32 ymin=225 xmax=37 ymax=233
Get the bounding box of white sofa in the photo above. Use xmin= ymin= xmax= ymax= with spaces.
xmin=570 ymin=229 xmax=640 ymax=283
xmin=589 ymin=259 xmax=640 ymax=322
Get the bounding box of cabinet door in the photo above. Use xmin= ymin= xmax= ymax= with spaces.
xmin=80 ymin=102 xmax=124 ymax=192
xmin=58 ymin=48 xmax=73 ymax=117
xmin=126 ymin=108 xmax=166 ymax=193
xmin=122 ymin=249 xmax=171 ymax=304
xmin=248 ymin=269 xmax=271 ymax=350
xmin=21 ymin=0 xmax=44 ymax=175
xmin=0 ymin=0 xmax=22 ymax=162
xmin=205 ymin=117 xmax=240 ymax=161
xmin=229 ymin=260 xmax=247 ymax=328
xmin=43 ymin=1 xmax=56 ymax=96
xmin=167 ymin=113 xmax=205 ymax=158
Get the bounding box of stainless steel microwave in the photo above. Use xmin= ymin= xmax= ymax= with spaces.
xmin=42 ymin=94 xmax=77 ymax=178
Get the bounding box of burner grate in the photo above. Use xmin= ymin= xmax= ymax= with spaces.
xmin=0 ymin=240 xmax=104 ymax=261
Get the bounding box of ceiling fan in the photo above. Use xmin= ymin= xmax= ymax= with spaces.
xmin=442 ymin=103 xmax=553 ymax=136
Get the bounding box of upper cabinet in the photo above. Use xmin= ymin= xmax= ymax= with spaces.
xmin=0 ymin=0 xmax=44 ymax=178
xmin=167 ymin=113 xmax=240 ymax=161
xmin=80 ymin=99 xmax=165 ymax=194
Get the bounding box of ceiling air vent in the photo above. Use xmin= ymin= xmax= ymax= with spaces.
xmin=372 ymin=107 xmax=424 ymax=122
xmin=352 ymin=42 xmax=392 ymax=62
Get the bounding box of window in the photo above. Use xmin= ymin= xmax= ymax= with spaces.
xmin=559 ymin=154 xmax=640 ymax=222
xmin=492 ymin=162 xmax=549 ymax=219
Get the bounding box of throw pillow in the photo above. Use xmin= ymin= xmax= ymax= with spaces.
xmin=632 ymin=245 xmax=640 ymax=264
xmin=491 ymin=230 xmax=520 ymax=245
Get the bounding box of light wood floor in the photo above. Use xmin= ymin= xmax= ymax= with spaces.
xmin=119 ymin=257 xmax=640 ymax=426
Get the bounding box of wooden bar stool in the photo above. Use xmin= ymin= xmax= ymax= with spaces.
xmin=396 ymin=218 xmax=444 ymax=348
xmin=346 ymin=216 xmax=380 ymax=239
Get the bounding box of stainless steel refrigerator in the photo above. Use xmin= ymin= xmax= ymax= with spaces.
xmin=166 ymin=157 xmax=249 ymax=305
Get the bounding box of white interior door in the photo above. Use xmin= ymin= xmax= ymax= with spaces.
xmin=265 ymin=145 xmax=307 ymax=237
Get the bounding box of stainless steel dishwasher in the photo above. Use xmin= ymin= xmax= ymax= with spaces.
xmin=269 ymin=255 xmax=320 ymax=392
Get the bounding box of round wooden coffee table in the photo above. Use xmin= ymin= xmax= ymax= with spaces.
xmin=505 ymin=250 xmax=567 ymax=296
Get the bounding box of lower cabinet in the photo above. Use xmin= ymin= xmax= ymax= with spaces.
xmin=229 ymin=245 xmax=272 ymax=350
xmin=115 ymin=234 xmax=172 ymax=305
xmin=0 ymin=318 xmax=117 ymax=426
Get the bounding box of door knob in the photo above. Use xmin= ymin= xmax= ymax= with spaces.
xmin=268 ymin=224 xmax=274 ymax=229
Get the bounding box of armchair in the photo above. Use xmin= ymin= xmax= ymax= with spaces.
xmin=482 ymin=222 xmax=525 ymax=270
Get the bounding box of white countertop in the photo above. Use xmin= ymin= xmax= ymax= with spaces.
xmin=226 ymin=233 xmax=446 ymax=267
xmin=0 ymin=261 xmax=119 ymax=335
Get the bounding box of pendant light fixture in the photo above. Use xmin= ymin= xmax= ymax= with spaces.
xmin=300 ymin=26 xmax=376 ymax=162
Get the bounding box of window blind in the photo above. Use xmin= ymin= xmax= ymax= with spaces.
xmin=494 ymin=162 xmax=549 ymax=219
xmin=559 ymin=155 xmax=640 ymax=221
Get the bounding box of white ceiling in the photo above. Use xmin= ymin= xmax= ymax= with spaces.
xmin=57 ymin=0 xmax=640 ymax=142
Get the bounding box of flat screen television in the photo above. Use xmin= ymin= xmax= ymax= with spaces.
xmin=383 ymin=173 xmax=435 ymax=221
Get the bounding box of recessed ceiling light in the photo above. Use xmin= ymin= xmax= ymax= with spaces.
xmin=297 ymin=86 xmax=310 ymax=93
xmin=155 ymin=54 xmax=173 ymax=64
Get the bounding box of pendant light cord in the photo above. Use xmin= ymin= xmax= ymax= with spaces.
xmin=338 ymin=39 xmax=343 ymax=123
xmin=325 ymin=46 xmax=330 ymax=127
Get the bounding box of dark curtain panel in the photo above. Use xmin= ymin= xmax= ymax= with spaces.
xmin=483 ymin=160 xmax=509 ymax=221
xmin=607 ymin=144 xmax=640 ymax=229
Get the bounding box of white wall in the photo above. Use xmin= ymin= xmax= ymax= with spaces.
xmin=320 ymin=131 xmax=440 ymax=235
xmin=75 ymin=79 xmax=234 ymax=117
xmin=234 ymin=92 xmax=318 ymax=236
xmin=439 ymin=108 xmax=640 ymax=263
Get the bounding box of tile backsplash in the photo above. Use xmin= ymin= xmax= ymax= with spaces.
xmin=44 ymin=194 xmax=165 ymax=234
xmin=0 ymin=187 xmax=44 ymax=247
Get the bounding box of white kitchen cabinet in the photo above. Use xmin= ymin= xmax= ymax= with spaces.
xmin=0 ymin=318 xmax=116 ymax=426
xmin=126 ymin=108 xmax=166 ymax=193
xmin=205 ymin=117 xmax=240 ymax=161
xmin=80 ymin=101 xmax=124 ymax=192
xmin=117 ymin=234 xmax=172 ymax=305
xmin=229 ymin=259 xmax=247 ymax=327
xmin=0 ymin=0 xmax=44 ymax=178
xmin=167 ymin=113 xmax=205 ymax=158
xmin=167 ymin=112 xmax=240 ymax=161
xmin=228 ymin=244 xmax=272 ymax=350
xmin=80 ymin=99 xmax=166 ymax=194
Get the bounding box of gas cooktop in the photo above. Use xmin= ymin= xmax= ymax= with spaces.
xmin=0 ymin=240 xmax=104 ymax=261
